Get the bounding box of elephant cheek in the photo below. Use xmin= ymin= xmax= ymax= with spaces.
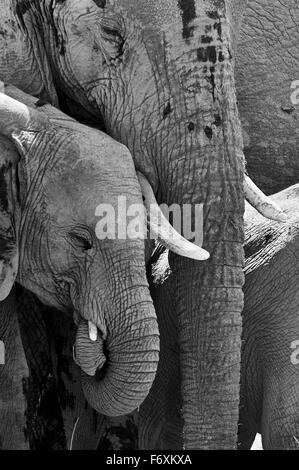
xmin=74 ymin=320 xmax=106 ymax=376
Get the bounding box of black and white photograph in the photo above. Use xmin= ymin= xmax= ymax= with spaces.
xmin=0 ymin=0 xmax=298 ymax=453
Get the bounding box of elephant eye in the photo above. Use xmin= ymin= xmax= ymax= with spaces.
xmin=68 ymin=229 xmax=93 ymax=252
xmin=100 ymin=17 xmax=126 ymax=59
xmin=93 ymin=0 xmax=106 ymax=7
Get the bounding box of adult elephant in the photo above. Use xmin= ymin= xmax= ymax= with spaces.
xmin=235 ymin=0 xmax=299 ymax=194
xmin=0 ymin=0 xmax=285 ymax=449
xmin=239 ymin=184 xmax=299 ymax=450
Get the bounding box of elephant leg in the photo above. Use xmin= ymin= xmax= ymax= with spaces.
xmin=0 ymin=287 xmax=29 ymax=449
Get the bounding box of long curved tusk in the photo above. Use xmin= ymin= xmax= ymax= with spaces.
xmin=244 ymin=175 xmax=288 ymax=223
xmin=137 ymin=172 xmax=210 ymax=261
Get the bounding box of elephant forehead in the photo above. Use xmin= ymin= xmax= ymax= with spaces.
xmin=47 ymin=171 xmax=114 ymax=206
xmin=40 ymin=131 xmax=133 ymax=190
xmin=39 ymin=129 xmax=141 ymax=223
xmin=110 ymin=0 xmax=221 ymax=35
xmin=44 ymin=186 xmax=109 ymax=228
xmin=43 ymin=164 xmax=141 ymax=226
xmin=51 ymin=143 xmax=138 ymax=192
xmin=113 ymin=0 xmax=182 ymax=29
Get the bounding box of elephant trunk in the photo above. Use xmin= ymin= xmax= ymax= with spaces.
xmin=77 ymin=300 xmax=159 ymax=417
xmin=168 ymin=157 xmax=244 ymax=448
xmin=171 ymin=239 xmax=244 ymax=448
xmin=153 ymin=10 xmax=245 ymax=448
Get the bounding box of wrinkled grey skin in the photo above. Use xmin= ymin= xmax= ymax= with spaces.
xmin=235 ymin=2 xmax=299 ymax=448
xmin=0 ymin=0 xmax=297 ymax=450
xmin=0 ymin=86 xmax=159 ymax=419
xmin=0 ymin=287 xmax=29 ymax=450
xmin=239 ymin=184 xmax=299 ymax=450
xmin=0 ymin=0 xmax=246 ymax=449
xmin=235 ymin=0 xmax=299 ymax=194
xmin=139 ymin=1 xmax=299 ymax=449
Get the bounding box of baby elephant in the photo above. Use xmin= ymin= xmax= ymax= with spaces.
xmin=0 ymin=85 xmax=163 ymax=418
xmin=239 ymin=184 xmax=299 ymax=450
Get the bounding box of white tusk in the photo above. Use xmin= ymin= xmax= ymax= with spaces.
xmin=137 ymin=172 xmax=210 ymax=261
xmin=88 ymin=321 xmax=98 ymax=342
xmin=0 ymin=91 xmax=49 ymax=138
xmin=244 ymin=175 xmax=288 ymax=223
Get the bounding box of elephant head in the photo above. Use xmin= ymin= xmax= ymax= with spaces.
xmin=6 ymin=0 xmax=288 ymax=448
xmin=0 ymin=85 xmax=166 ymax=417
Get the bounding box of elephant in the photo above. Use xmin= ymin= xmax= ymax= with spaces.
xmin=135 ymin=185 xmax=299 ymax=451
xmin=238 ymin=184 xmax=299 ymax=450
xmin=235 ymin=0 xmax=299 ymax=195
xmin=0 ymin=0 xmax=287 ymax=449
xmin=0 ymin=84 xmax=167 ymax=420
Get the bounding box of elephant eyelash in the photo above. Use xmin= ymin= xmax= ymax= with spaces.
xmin=101 ymin=26 xmax=124 ymax=42
xmin=101 ymin=26 xmax=125 ymax=52
xmin=68 ymin=229 xmax=93 ymax=252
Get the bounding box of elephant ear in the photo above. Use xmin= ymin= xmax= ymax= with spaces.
xmin=0 ymin=135 xmax=20 ymax=301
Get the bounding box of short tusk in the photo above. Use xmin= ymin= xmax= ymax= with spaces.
xmin=88 ymin=321 xmax=98 ymax=342
xmin=244 ymin=176 xmax=288 ymax=223
xmin=137 ymin=172 xmax=210 ymax=261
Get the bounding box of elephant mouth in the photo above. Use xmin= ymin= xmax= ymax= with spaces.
xmin=73 ymin=317 xmax=107 ymax=377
